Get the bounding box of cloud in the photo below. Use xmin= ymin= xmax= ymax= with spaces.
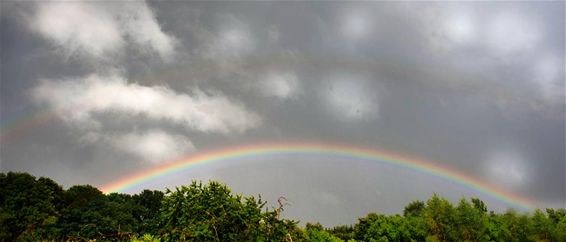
xmin=417 ymin=5 xmax=563 ymax=110
xmin=441 ymin=8 xmax=478 ymax=46
xmin=30 ymin=2 xmax=124 ymax=58
xmin=532 ymin=53 xmax=564 ymax=104
xmin=486 ymin=10 xmax=541 ymax=58
xmin=341 ymin=9 xmax=374 ymax=40
xmin=120 ymin=2 xmax=177 ymax=60
xmin=321 ymin=73 xmax=379 ymax=121
xmin=29 ymin=1 xmax=177 ymax=61
xmin=31 ymin=74 xmax=262 ymax=134
xmin=257 ymin=71 xmax=300 ymax=100
xmin=268 ymin=25 xmax=280 ymax=44
xmin=484 ymin=148 xmax=530 ymax=191
xmin=200 ymin=17 xmax=254 ymax=62
xmin=110 ymin=129 xmax=196 ymax=164
xmin=423 ymin=6 xmax=542 ymax=58
xmin=189 ymin=15 xmax=303 ymax=101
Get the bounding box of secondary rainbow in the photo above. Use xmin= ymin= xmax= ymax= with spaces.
xmin=1 ymin=53 xmax=525 ymax=143
xmin=101 ymin=142 xmax=534 ymax=210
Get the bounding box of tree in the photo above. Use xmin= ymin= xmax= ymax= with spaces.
xmin=3 ymin=172 xmax=566 ymax=241
xmin=0 ymin=172 xmax=57 ymax=241
xmin=424 ymin=194 xmax=456 ymax=241
xmin=471 ymin=198 xmax=487 ymax=214
xmin=131 ymin=189 xmax=164 ymax=234
xmin=546 ymin=208 xmax=566 ymax=241
xmin=54 ymin=186 xmax=137 ymax=240
xmin=305 ymin=223 xmax=343 ymax=242
xmin=499 ymin=209 xmax=531 ymax=242
xmin=530 ymin=209 xmax=552 ymax=241
xmin=158 ymin=180 xmax=297 ymax=241
xmin=63 ymin=185 xmax=104 ymax=210
xmin=454 ymin=198 xmax=488 ymax=241
xmin=404 ymin=200 xmax=426 ymax=217
xmin=328 ymin=225 xmax=355 ymax=241
xmin=354 ymin=213 xmax=417 ymax=241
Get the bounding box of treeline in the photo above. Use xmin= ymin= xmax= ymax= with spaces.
xmin=1 ymin=172 xmax=565 ymax=241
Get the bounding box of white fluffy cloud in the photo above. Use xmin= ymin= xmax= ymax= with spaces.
xmin=30 ymin=1 xmax=177 ymax=61
xmin=31 ymin=2 xmax=124 ymax=58
xmin=257 ymin=71 xmax=300 ymax=100
xmin=111 ymin=129 xmax=196 ymax=164
xmin=32 ymin=74 xmax=262 ymax=134
xmin=120 ymin=3 xmax=176 ymax=60
xmin=28 ymin=5 xmax=264 ymax=163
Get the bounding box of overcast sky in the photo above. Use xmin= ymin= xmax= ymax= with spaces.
xmin=1 ymin=1 xmax=564 ymax=226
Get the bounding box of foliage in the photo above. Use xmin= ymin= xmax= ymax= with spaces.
xmin=327 ymin=225 xmax=355 ymax=241
xmin=305 ymin=223 xmax=343 ymax=242
xmin=0 ymin=172 xmax=58 ymax=240
xmin=157 ymin=180 xmax=297 ymax=241
xmin=1 ymin=172 xmax=565 ymax=242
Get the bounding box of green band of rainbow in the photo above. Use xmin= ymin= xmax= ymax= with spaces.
xmin=101 ymin=143 xmax=534 ymax=210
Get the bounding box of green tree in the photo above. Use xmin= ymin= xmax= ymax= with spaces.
xmin=424 ymin=194 xmax=456 ymax=241
xmin=354 ymin=213 xmax=416 ymax=242
xmin=158 ymin=180 xmax=297 ymax=241
xmin=499 ymin=209 xmax=531 ymax=242
xmin=132 ymin=189 xmax=164 ymax=234
xmin=454 ymin=198 xmax=488 ymax=241
xmin=546 ymin=208 xmax=566 ymax=241
xmin=328 ymin=225 xmax=355 ymax=241
xmin=530 ymin=209 xmax=552 ymax=241
xmin=0 ymin=172 xmax=57 ymax=240
xmin=55 ymin=187 xmax=136 ymax=241
xmin=3 ymin=172 xmax=566 ymax=242
xmin=404 ymin=200 xmax=426 ymax=218
xmin=63 ymin=184 xmax=104 ymax=209
xmin=305 ymin=222 xmax=343 ymax=242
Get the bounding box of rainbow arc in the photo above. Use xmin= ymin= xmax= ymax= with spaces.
xmin=101 ymin=142 xmax=534 ymax=210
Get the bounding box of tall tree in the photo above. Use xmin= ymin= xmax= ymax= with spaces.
xmin=0 ymin=172 xmax=57 ymax=241
xmin=424 ymin=194 xmax=456 ymax=241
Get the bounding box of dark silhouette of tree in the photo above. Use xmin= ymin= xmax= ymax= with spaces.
xmin=403 ymin=200 xmax=426 ymax=217
xmin=0 ymin=172 xmax=57 ymax=240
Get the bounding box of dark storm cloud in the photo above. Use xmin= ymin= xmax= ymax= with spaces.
xmin=1 ymin=1 xmax=564 ymax=225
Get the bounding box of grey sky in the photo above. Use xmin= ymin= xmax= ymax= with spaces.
xmin=1 ymin=1 xmax=564 ymax=226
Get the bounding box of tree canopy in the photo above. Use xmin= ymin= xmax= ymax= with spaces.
xmin=1 ymin=172 xmax=565 ymax=241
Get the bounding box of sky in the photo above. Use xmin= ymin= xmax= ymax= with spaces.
xmin=1 ymin=1 xmax=564 ymax=226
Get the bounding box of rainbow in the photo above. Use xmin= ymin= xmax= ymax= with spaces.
xmin=1 ymin=53 xmax=529 ymax=142
xmin=101 ymin=142 xmax=534 ymax=210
